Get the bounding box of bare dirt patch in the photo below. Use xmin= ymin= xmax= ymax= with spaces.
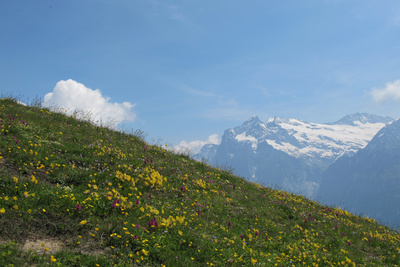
xmin=22 ymin=237 xmax=64 ymax=254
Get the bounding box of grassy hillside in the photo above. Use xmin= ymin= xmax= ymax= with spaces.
xmin=0 ymin=97 xmax=399 ymax=267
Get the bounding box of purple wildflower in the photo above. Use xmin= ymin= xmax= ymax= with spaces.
xmin=148 ymin=218 xmax=159 ymax=228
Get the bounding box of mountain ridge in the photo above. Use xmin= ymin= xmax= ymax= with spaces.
xmin=195 ymin=113 xmax=393 ymax=197
xmin=327 ymin=112 xmax=393 ymax=126
xmin=316 ymin=117 xmax=400 ymax=227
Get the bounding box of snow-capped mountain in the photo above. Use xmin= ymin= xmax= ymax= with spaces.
xmin=316 ymin=117 xmax=400 ymax=227
xmin=231 ymin=113 xmax=391 ymax=162
xmin=194 ymin=113 xmax=393 ymax=197
xmin=328 ymin=113 xmax=393 ymax=126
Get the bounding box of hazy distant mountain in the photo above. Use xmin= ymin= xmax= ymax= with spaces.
xmin=328 ymin=113 xmax=393 ymax=126
xmin=194 ymin=113 xmax=392 ymax=197
xmin=316 ymin=117 xmax=400 ymax=227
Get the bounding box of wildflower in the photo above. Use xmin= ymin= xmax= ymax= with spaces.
xmin=76 ymin=204 xmax=82 ymax=211
xmin=13 ymin=177 xmax=18 ymax=183
xmin=142 ymin=249 xmax=149 ymax=256
xmin=178 ymin=230 xmax=183 ymax=236
xmin=0 ymin=208 xmax=5 ymax=214
xmin=31 ymin=175 xmax=38 ymax=184
xmin=228 ymin=221 xmax=232 ymax=227
xmin=148 ymin=218 xmax=159 ymax=228
xmin=50 ymin=255 xmax=56 ymax=262
xmin=80 ymin=220 xmax=88 ymax=225
xmin=112 ymin=199 xmax=120 ymax=208
xmin=251 ymin=258 xmax=257 ymax=264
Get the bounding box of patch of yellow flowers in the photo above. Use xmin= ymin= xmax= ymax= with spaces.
xmin=159 ymin=215 xmax=186 ymax=228
xmin=115 ymin=170 xmax=136 ymax=187
xmin=139 ymin=166 xmax=166 ymax=188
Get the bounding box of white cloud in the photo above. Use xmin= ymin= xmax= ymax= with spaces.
xmin=173 ymin=134 xmax=220 ymax=155
xmin=42 ymin=79 xmax=136 ymax=128
xmin=370 ymin=79 xmax=400 ymax=104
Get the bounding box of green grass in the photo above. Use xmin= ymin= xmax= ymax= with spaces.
xmin=0 ymin=97 xmax=399 ymax=266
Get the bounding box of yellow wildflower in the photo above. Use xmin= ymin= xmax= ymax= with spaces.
xmin=31 ymin=175 xmax=38 ymax=184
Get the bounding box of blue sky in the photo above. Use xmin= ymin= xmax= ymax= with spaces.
xmin=1 ymin=0 xmax=400 ymax=152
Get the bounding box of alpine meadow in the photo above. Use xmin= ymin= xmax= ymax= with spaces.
xmin=1 ymin=97 xmax=400 ymax=266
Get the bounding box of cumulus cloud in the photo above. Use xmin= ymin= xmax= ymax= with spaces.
xmin=173 ymin=134 xmax=220 ymax=155
xmin=42 ymin=79 xmax=136 ymax=128
xmin=370 ymin=79 xmax=400 ymax=104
